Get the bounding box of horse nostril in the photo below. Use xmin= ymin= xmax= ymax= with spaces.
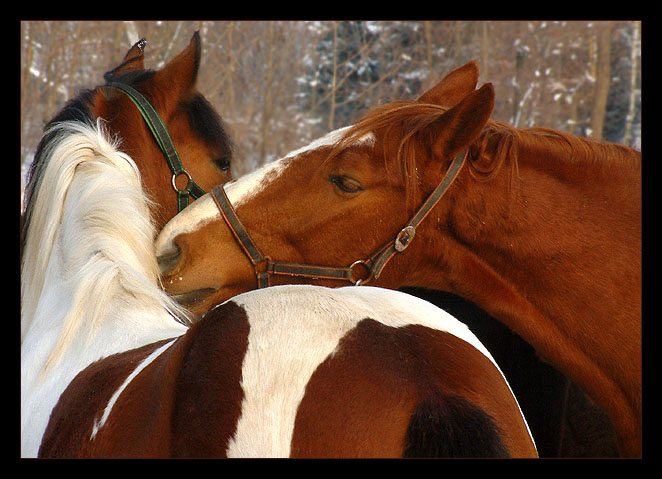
xmin=157 ymin=243 xmax=181 ymax=274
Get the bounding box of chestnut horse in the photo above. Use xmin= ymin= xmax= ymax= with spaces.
xmin=155 ymin=61 xmax=641 ymax=457
xmin=22 ymin=37 xmax=536 ymax=458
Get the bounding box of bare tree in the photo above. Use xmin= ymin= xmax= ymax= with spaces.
xmin=21 ymin=20 xmax=641 ymax=188
xmin=623 ymin=20 xmax=640 ymax=147
xmin=590 ymin=21 xmax=614 ymax=139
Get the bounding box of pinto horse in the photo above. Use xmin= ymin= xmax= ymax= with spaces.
xmin=22 ymin=32 xmax=232 ymax=352
xmin=38 ymin=282 xmax=537 ymax=458
xmin=19 ymin=117 xmax=537 ymax=461
xmin=21 ymin=33 xmax=231 ymax=455
xmin=21 ymin=37 xmax=536 ymax=458
xmin=155 ymin=61 xmax=642 ymax=457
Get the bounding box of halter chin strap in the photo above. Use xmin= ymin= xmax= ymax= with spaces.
xmin=211 ymin=148 xmax=467 ymax=289
xmin=105 ymin=82 xmax=206 ymax=212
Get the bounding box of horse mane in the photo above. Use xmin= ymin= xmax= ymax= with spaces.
xmin=477 ymin=122 xmax=640 ymax=174
xmin=21 ymin=120 xmax=189 ymax=370
xmin=330 ymin=99 xmax=640 ymax=211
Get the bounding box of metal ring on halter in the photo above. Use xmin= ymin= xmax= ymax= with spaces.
xmin=349 ymin=260 xmax=374 ymax=286
xmin=172 ymin=170 xmax=193 ymax=194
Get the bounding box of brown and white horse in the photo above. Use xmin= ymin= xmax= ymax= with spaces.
xmin=21 ymin=33 xmax=232 ymax=456
xmin=22 ymin=37 xmax=536 ymax=458
xmin=155 ymin=61 xmax=642 ymax=457
xmin=38 ymin=285 xmax=537 ymax=458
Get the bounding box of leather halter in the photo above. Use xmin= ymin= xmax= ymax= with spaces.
xmin=211 ymin=148 xmax=467 ymax=289
xmin=105 ymin=82 xmax=206 ymax=212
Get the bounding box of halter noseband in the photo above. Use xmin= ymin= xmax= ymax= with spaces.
xmin=211 ymin=148 xmax=467 ymax=289
xmin=105 ymin=82 xmax=205 ymax=212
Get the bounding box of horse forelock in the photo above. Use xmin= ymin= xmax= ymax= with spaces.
xmin=329 ymin=101 xmax=453 ymax=212
xmin=181 ymin=93 xmax=234 ymax=156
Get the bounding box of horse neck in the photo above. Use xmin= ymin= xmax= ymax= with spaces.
xmin=412 ymin=129 xmax=641 ymax=455
xmin=464 ymin=128 xmax=642 ymax=325
xmin=21 ymin=120 xmax=188 ymax=379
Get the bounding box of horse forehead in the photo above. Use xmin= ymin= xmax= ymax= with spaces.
xmin=226 ymin=126 xmax=375 ymax=206
xmin=281 ymin=126 xmax=375 ymax=161
xmin=154 ymin=127 xmax=375 ymax=252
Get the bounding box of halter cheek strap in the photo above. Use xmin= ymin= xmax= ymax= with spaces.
xmin=366 ymin=147 xmax=467 ymax=280
xmin=105 ymin=82 xmax=206 ymax=212
xmin=211 ymin=149 xmax=467 ymax=289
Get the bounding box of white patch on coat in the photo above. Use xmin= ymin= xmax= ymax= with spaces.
xmin=224 ymin=285 xmax=534 ymax=457
xmin=90 ymin=339 xmax=177 ymax=440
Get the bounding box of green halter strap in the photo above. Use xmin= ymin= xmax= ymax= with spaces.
xmin=105 ymin=82 xmax=206 ymax=212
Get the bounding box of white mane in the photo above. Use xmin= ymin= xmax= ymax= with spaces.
xmin=21 ymin=120 xmax=188 ymax=457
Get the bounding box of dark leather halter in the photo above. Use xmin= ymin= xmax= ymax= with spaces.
xmin=105 ymin=82 xmax=206 ymax=212
xmin=211 ymin=148 xmax=467 ymax=289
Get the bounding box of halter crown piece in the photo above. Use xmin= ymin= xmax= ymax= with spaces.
xmin=211 ymin=148 xmax=468 ymax=288
xmin=105 ymin=82 xmax=206 ymax=212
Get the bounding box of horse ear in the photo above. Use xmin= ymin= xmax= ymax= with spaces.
xmin=418 ymin=60 xmax=480 ymax=107
xmin=428 ymin=82 xmax=494 ymax=161
xmin=103 ymin=38 xmax=146 ymax=82
xmin=153 ymin=32 xmax=201 ymax=97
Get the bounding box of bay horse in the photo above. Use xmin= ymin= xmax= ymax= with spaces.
xmin=22 ymin=32 xmax=233 ymax=237
xmin=155 ymin=61 xmax=642 ymax=457
xmin=21 ymin=37 xmax=536 ymax=458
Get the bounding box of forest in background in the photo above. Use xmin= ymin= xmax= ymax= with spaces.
xmin=20 ymin=20 xmax=641 ymax=183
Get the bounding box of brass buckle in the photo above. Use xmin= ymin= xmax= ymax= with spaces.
xmin=394 ymin=226 xmax=415 ymax=252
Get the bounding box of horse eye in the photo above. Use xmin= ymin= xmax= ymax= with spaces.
xmin=213 ymin=157 xmax=231 ymax=172
xmin=329 ymin=175 xmax=363 ymax=194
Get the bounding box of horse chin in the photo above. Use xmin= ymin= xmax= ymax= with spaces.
xmin=168 ymin=287 xmax=218 ymax=319
xmin=169 ymin=286 xmax=246 ymax=320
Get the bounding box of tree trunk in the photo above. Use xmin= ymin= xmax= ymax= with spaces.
xmin=590 ymin=22 xmax=613 ymax=139
xmin=480 ymin=21 xmax=489 ymax=80
xmin=259 ymin=22 xmax=275 ymax=165
xmin=623 ymin=21 xmax=640 ymax=146
xmin=328 ymin=21 xmax=338 ymax=131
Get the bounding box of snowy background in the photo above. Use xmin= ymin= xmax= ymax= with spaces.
xmin=20 ymin=21 xmax=641 ymax=207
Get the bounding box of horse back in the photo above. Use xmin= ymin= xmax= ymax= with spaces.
xmin=290 ymin=318 xmax=536 ymax=457
xmin=39 ymin=301 xmax=535 ymax=458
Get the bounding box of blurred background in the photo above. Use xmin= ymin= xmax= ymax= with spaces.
xmin=21 ymin=20 xmax=641 ymax=189
xmin=19 ymin=20 xmax=641 ymax=457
